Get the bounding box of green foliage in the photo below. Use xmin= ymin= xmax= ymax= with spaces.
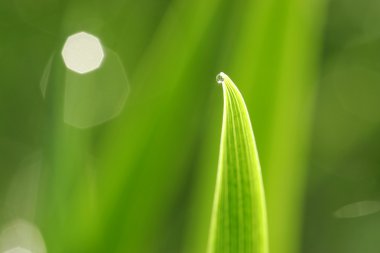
xmin=0 ymin=0 xmax=331 ymax=253
xmin=207 ymin=73 xmax=268 ymax=253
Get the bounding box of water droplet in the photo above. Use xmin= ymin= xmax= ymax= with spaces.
xmin=61 ymin=32 xmax=104 ymax=74
xmin=216 ymin=72 xmax=226 ymax=84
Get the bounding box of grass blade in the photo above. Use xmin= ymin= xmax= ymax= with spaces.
xmin=207 ymin=73 xmax=268 ymax=253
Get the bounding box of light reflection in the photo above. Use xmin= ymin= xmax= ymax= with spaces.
xmin=0 ymin=220 xmax=46 ymax=253
xmin=5 ymin=153 xmax=41 ymax=220
xmin=63 ymin=48 xmax=129 ymax=128
xmin=40 ymin=38 xmax=129 ymax=128
xmin=40 ymin=55 xmax=54 ymax=98
xmin=4 ymin=247 xmax=32 ymax=253
xmin=334 ymin=200 xmax=380 ymax=218
xmin=326 ymin=41 xmax=380 ymax=123
xmin=61 ymin=32 xmax=104 ymax=74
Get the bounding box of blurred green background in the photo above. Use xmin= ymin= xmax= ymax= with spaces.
xmin=1 ymin=0 xmax=379 ymax=252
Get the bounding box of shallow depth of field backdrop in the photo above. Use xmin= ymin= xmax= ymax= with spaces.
xmin=1 ymin=0 xmax=380 ymax=252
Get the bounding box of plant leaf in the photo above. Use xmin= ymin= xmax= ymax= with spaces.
xmin=207 ymin=72 xmax=269 ymax=253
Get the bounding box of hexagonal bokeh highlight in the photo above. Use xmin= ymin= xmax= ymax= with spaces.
xmin=61 ymin=31 xmax=104 ymax=74
xmin=40 ymin=40 xmax=129 ymax=128
xmin=40 ymin=31 xmax=129 ymax=128
xmin=0 ymin=220 xmax=46 ymax=253
xmin=4 ymin=247 xmax=32 ymax=253
xmin=63 ymin=48 xmax=129 ymax=128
